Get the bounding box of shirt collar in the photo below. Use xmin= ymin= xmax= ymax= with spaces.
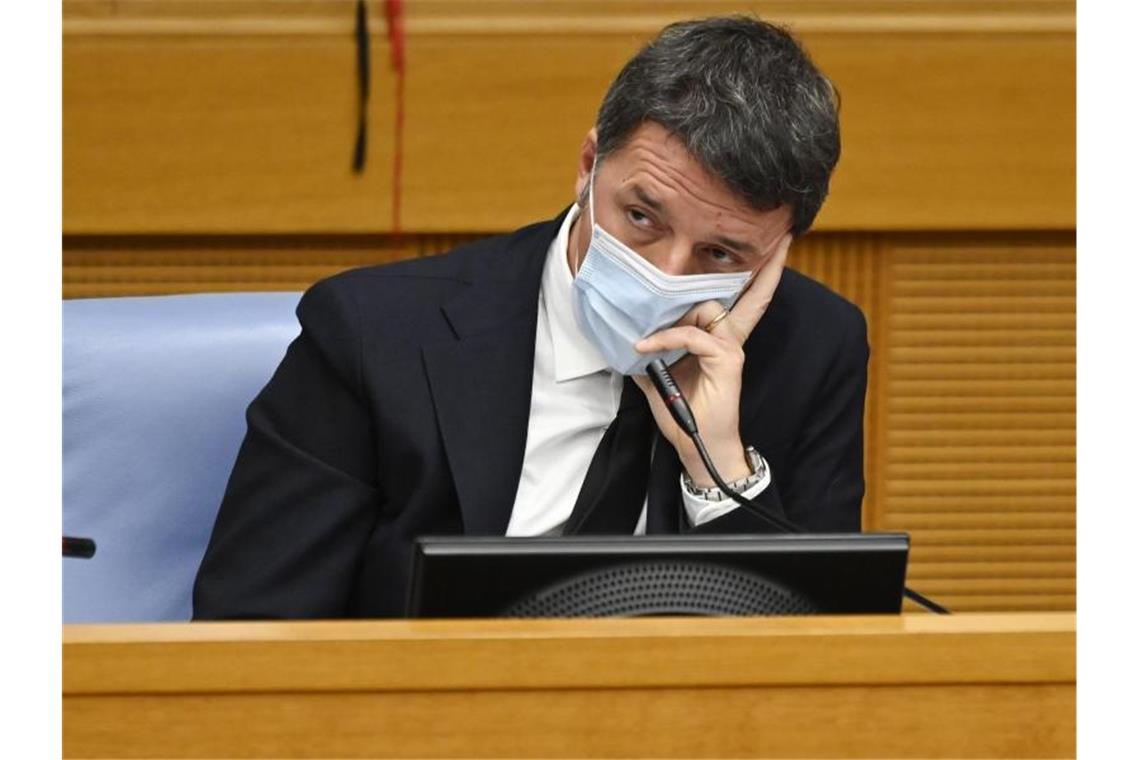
xmin=541 ymin=203 xmax=611 ymax=382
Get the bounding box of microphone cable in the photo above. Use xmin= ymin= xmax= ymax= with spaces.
xmin=646 ymin=358 xmax=949 ymax=615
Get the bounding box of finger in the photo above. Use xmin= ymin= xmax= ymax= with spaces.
xmin=675 ymin=300 xmax=731 ymax=331
xmin=636 ymin=324 xmax=739 ymax=361
xmin=727 ymin=232 xmax=792 ymax=333
xmin=700 ymin=303 xmax=734 ymax=338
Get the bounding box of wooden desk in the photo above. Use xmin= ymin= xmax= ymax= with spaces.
xmin=64 ymin=613 xmax=1074 ymax=758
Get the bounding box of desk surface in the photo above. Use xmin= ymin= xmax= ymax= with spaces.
xmin=64 ymin=613 xmax=1075 ymax=759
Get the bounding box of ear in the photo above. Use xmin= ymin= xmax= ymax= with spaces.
xmin=573 ymin=128 xmax=599 ymax=205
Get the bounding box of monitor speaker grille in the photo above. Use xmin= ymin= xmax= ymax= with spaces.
xmin=501 ymin=560 xmax=820 ymax=617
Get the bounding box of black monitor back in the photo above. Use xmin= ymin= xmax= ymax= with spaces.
xmin=408 ymin=533 xmax=909 ymax=618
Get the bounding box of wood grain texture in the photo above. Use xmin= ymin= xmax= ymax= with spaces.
xmin=881 ymin=238 xmax=1076 ymax=612
xmin=62 ymin=1 xmax=1074 ymax=233
xmin=66 ymin=684 xmax=1074 ymax=759
xmin=63 ymin=614 xmax=1075 ymax=759
xmin=62 ymin=233 xmax=479 ymax=297
xmin=63 ymin=613 xmax=1076 ymax=693
xmin=63 ymin=1 xmax=1077 ymax=35
xmin=63 ymin=35 xmax=400 ymax=233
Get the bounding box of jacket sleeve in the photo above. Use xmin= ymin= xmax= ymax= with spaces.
xmin=689 ymin=304 xmax=869 ymax=534
xmin=192 ymin=278 xmax=382 ymax=619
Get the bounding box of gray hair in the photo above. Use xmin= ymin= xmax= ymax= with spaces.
xmin=595 ymin=16 xmax=840 ymax=237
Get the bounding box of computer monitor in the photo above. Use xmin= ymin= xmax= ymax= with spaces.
xmin=407 ymin=533 xmax=909 ymax=617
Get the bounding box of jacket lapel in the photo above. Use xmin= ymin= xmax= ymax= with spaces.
xmin=646 ymin=433 xmax=683 ymax=534
xmin=422 ymin=215 xmax=563 ymax=536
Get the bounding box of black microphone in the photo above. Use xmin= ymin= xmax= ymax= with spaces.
xmin=646 ymin=358 xmax=699 ymax=436
xmin=645 ymin=358 xmax=949 ymax=615
xmin=63 ymin=536 xmax=96 ymax=559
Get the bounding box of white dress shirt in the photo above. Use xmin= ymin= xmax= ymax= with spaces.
xmin=505 ymin=205 xmax=769 ymax=537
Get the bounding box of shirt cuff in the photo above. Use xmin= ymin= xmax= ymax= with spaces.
xmin=680 ymin=456 xmax=772 ymax=528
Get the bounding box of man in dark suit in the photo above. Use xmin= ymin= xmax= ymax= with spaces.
xmin=193 ymin=16 xmax=866 ymax=619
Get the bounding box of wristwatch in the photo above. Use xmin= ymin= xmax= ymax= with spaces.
xmin=681 ymin=446 xmax=767 ymax=502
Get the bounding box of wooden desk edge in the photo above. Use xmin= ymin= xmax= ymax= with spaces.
xmin=64 ymin=613 xmax=1075 ymax=695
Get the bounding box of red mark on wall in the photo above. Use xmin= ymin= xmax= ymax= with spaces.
xmin=385 ymin=0 xmax=406 ymax=234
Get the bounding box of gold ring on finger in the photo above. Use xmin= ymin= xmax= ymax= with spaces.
xmin=703 ymin=308 xmax=731 ymax=333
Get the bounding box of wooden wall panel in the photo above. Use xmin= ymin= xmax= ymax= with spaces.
xmin=63 ymin=34 xmax=399 ymax=233
xmin=61 ymin=233 xmax=478 ymax=297
xmin=881 ymin=238 xmax=1076 ymax=612
xmin=63 ymin=1 xmax=1075 ymax=234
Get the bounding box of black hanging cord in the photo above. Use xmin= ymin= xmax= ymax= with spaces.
xmin=690 ymin=435 xmax=950 ymax=615
xmin=646 ymin=358 xmax=950 ymax=615
xmin=352 ymin=0 xmax=371 ymax=173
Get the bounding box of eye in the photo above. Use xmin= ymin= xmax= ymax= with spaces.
xmin=627 ymin=208 xmax=654 ymax=227
xmin=705 ymin=247 xmax=737 ymax=265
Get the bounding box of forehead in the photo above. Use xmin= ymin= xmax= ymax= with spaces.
xmin=602 ymin=122 xmax=791 ymax=233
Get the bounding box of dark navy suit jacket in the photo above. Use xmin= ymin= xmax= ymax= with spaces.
xmin=192 ymin=211 xmax=869 ymax=619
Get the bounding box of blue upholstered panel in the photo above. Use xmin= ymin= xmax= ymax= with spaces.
xmin=63 ymin=293 xmax=302 ymax=622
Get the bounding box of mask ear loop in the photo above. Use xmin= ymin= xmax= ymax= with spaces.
xmin=587 ymin=160 xmax=598 ymax=231
xmin=726 ymin=267 xmax=759 ymax=312
xmin=571 ymin=159 xmax=599 ymax=277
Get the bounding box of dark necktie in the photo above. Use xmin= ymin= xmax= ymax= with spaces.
xmin=563 ymin=377 xmax=656 ymax=534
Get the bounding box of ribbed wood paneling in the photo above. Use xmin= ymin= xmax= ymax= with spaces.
xmin=62 ymin=234 xmax=480 ymax=298
xmin=881 ymin=240 xmax=1076 ymax=612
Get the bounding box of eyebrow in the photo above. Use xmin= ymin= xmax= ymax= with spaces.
xmin=631 ymin=184 xmax=665 ymax=213
xmin=629 ymin=183 xmax=760 ymax=257
xmin=711 ymin=233 xmax=757 ymax=256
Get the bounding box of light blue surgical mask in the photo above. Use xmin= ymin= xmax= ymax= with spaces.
xmin=570 ymin=167 xmax=755 ymax=375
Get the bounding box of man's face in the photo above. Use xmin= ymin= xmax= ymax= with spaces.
xmin=572 ymin=121 xmax=792 ymax=277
